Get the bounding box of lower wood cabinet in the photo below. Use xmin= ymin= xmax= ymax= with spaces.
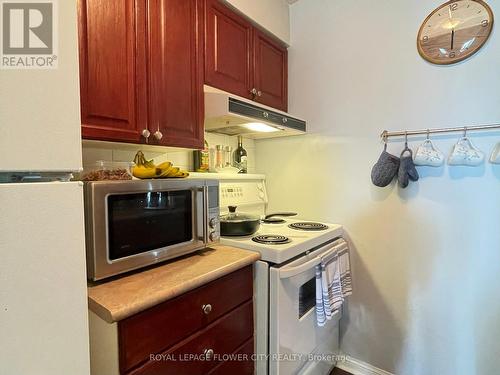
xmin=97 ymin=265 xmax=256 ymax=375
xmin=128 ymin=301 xmax=253 ymax=375
xmin=118 ymin=266 xmax=253 ymax=372
xmin=207 ymin=339 xmax=255 ymax=375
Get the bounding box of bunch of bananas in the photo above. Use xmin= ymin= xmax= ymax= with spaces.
xmin=132 ymin=151 xmax=189 ymax=179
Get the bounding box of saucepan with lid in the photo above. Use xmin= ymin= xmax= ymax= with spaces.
xmin=220 ymin=206 xmax=297 ymax=236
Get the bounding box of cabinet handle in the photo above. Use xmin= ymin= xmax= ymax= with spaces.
xmin=202 ymin=304 xmax=212 ymax=315
xmin=257 ymin=90 xmax=262 ymax=97
xmin=153 ymin=130 xmax=163 ymax=140
xmin=263 ymin=112 xmax=269 ymax=118
xmin=250 ymin=88 xmax=257 ymax=95
xmin=141 ymin=129 xmax=151 ymax=139
xmin=203 ymin=348 xmax=214 ymax=360
xmin=282 ymin=117 xmax=288 ymax=124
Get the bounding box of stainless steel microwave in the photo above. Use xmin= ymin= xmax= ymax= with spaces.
xmin=84 ymin=179 xmax=220 ymax=281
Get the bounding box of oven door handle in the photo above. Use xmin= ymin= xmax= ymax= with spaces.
xmin=278 ymin=240 xmax=346 ymax=279
xmin=279 ymin=256 xmax=323 ymax=279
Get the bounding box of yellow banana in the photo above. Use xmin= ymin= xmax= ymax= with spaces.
xmin=166 ymin=167 xmax=180 ymax=177
xmin=159 ymin=166 xmax=174 ymax=177
xmin=133 ymin=151 xmax=156 ymax=169
xmin=144 ymin=159 xmax=156 ymax=169
xmin=132 ymin=166 xmax=162 ymax=179
xmin=157 ymin=161 xmax=172 ymax=170
xmin=170 ymin=170 xmax=189 ymax=178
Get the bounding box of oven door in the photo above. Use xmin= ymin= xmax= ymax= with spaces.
xmin=269 ymin=240 xmax=344 ymax=375
xmin=86 ymin=179 xmax=211 ymax=280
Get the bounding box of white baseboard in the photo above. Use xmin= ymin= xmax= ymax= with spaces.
xmin=336 ymin=355 xmax=395 ymax=375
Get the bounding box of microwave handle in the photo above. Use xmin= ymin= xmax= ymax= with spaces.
xmin=201 ymin=186 xmax=209 ymax=243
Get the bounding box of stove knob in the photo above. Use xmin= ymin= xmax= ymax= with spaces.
xmin=209 ymin=232 xmax=218 ymax=242
xmin=209 ymin=218 xmax=218 ymax=229
xmin=258 ymin=192 xmax=265 ymax=200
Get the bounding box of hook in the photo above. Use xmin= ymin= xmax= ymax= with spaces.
xmin=404 ymin=131 xmax=408 ymax=148
xmin=463 ymin=126 xmax=467 ymax=138
xmin=381 ymin=130 xmax=389 ymax=145
xmin=426 ymin=129 xmax=430 ymax=140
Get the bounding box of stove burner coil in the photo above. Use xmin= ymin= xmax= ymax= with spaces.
xmin=252 ymin=235 xmax=291 ymax=245
xmin=288 ymin=222 xmax=329 ymax=231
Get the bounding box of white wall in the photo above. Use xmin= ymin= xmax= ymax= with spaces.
xmin=224 ymin=0 xmax=290 ymax=44
xmin=256 ymin=1 xmax=500 ymax=374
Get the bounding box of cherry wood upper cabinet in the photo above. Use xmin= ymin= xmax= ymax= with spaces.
xmin=204 ymin=0 xmax=288 ymax=112
xmin=253 ymin=29 xmax=288 ymax=112
xmin=146 ymin=0 xmax=204 ymax=149
xmin=78 ymin=0 xmax=147 ymax=142
xmin=205 ymin=0 xmax=253 ymax=100
xmin=78 ymin=0 xmax=204 ymax=148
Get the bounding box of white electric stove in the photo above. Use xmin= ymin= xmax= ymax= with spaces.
xmin=222 ymin=218 xmax=343 ymax=264
xmin=209 ymin=174 xmax=345 ymax=375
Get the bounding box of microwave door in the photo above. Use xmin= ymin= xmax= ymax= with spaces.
xmin=85 ymin=179 xmax=219 ymax=281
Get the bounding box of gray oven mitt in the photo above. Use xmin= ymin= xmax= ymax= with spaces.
xmin=371 ymin=145 xmax=400 ymax=187
xmin=398 ymin=148 xmax=419 ymax=188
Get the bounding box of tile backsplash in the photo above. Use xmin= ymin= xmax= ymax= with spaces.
xmin=82 ymin=132 xmax=256 ymax=173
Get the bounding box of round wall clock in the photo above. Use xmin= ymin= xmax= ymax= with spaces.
xmin=417 ymin=0 xmax=494 ymax=64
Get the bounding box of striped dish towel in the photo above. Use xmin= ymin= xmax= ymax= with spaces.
xmin=316 ymin=239 xmax=352 ymax=327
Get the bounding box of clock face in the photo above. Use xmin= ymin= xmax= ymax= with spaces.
xmin=417 ymin=0 xmax=494 ymax=64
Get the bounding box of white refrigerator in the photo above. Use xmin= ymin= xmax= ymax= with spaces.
xmin=0 ymin=1 xmax=90 ymax=374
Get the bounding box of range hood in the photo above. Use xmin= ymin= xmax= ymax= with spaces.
xmin=204 ymin=86 xmax=306 ymax=139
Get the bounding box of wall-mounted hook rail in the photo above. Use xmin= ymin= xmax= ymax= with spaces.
xmin=380 ymin=123 xmax=500 ymax=140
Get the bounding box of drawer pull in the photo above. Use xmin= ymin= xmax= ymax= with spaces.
xmin=202 ymin=304 xmax=212 ymax=315
xmin=203 ymin=348 xmax=214 ymax=360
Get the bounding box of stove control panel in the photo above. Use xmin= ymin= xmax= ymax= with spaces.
xmin=219 ymin=181 xmax=268 ymax=213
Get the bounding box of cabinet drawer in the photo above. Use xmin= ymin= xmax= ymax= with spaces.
xmin=208 ymin=339 xmax=254 ymax=375
xmin=119 ymin=265 xmax=253 ymax=372
xmin=129 ymin=300 xmax=254 ymax=375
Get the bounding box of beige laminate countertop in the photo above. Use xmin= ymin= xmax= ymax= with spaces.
xmin=87 ymin=245 xmax=260 ymax=323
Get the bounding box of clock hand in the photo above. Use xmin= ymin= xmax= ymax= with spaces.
xmin=451 ymin=28 xmax=455 ymax=50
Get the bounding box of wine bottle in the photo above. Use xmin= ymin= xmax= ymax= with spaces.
xmin=233 ymin=136 xmax=247 ymax=173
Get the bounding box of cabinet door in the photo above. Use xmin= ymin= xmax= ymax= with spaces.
xmin=128 ymin=301 xmax=253 ymax=375
xmin=78 ymin=0 xmax=147 ymax=142
xmin=205 ymin=0 xmax=253 ymax=99
xmin=146 ymin=0 xmax=204 ymax=149
xmin=253 ymin=29 xmax=288 ymax=111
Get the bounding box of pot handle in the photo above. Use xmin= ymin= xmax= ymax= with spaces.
xmin=264 ymin=212 xmax=298 ymax=219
